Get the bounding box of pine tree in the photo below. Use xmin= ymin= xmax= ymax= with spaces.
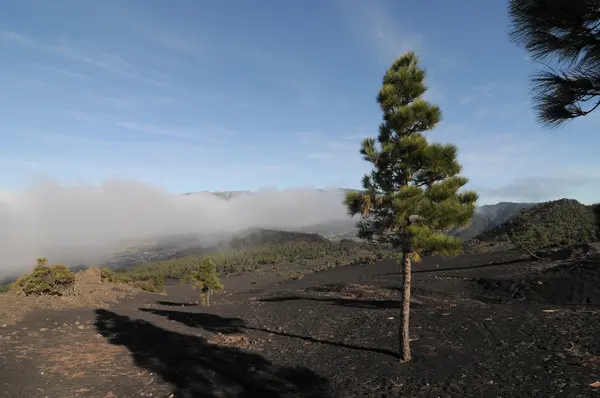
xmin=344 ymin=52 xmax=478 ymax=362
xmin=181 ymin=258 xmax=224 ymax=307
xmin=508 ymin=0 xmax=600 ymax=127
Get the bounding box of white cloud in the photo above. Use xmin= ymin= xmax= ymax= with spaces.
xmin=0 ymin=179 xmax=351 ymax=279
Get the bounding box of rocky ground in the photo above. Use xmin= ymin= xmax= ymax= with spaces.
xmin=1 ymin=250 xmax=599 ymax=397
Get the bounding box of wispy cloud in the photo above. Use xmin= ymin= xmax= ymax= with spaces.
xmin=337 ymin=0 xmax=423 ymax=62
xmin=473 ymin=82 xmax=496 ymax=96
xmin=41 ymin=65 xmax=90 ymax=80
xmin=278 ymin=78 xmax=320 ymax=110
xmin=139 ymin=29 xmax=203 ymax=57
xmin=65 ymin=111 xmax=100 ymax=123
xmin=115 ymin=121 xmax=235 ymax=146
xmin=423 ymin=87 xmax=445 ymax=104
xmin=91 ymin=93 xmax=178 ymax=109
xmin=439 ymin=57 xmax=458 ymax=71
xmin=459 ymin=95 xmax=473 ymax=105
xmin=306 ymin=152 xmax=334 ymax=160
xmin=0 ymin=30 xmax=172 ymax=89
xmin=116 ymin=121 xmax=194 ymax=138
xmin=476 ymin=176 xmax=597 ymax=203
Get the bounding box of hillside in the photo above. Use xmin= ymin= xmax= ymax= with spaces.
xmin=449 ymin=202 xmax=535 ymax=240
xmin=117 ymin=230 xmax=383 ymax=281
xmin=100 ymin=199 xmax=534 ymax=270
xmin=465 ymin=198 xmax=599 ymax=253
xmin=168 ymin=229 xmax=333 ymax=259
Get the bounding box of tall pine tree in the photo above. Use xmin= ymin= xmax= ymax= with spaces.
xmin=345 ymin=52 xmax=478 ymax=362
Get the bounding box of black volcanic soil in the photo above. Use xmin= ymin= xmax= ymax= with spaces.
xmin=1 ymin=250 xmax=600 ymax=397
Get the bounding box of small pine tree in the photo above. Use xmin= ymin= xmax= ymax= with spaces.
xmin=345 ymin=52 xmax=478 ymax=362
xmin=181 ymin=258 xmax=224 ymax=306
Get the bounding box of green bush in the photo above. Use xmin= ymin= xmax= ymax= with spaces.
xmin=10 ymin=257 xmax=75 ymax=296
xmin=101 ymin=267 xmax=118 ymax=283
xmin=0 ymin=284 xmax=9 ymax=293
xmin=132 ymin=280 xmax=159 ymax=292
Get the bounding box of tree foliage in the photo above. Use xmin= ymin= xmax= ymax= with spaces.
xmin=181 ymin=258 xmax=224 ymax=306
xmin=509 ymin=0 xmax=600 ymax=127
xmin=344 ymin=52 xmax=478 ymax=257
xmin=10 ymin=257 xmax=75 ymax=296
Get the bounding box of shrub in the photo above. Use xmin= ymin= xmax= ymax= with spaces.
xmin=101 ymin=267 xmax=118 ymax=283
xmin=10 ymin=258 xmax=75 ymax=296
xmin=132 ymin=280 xmax=158 ymax=292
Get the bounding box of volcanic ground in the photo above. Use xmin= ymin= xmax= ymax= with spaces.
xmin=1 ymin=250 xmax=599 ymax=397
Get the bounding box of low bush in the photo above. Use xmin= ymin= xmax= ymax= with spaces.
xmin=132 ymin=280 xmax=159 ymax=292
xmin=101 ymin=267 xmax=119 ymax=283
xmin=10 ymin=258 xmax=75 ymax=296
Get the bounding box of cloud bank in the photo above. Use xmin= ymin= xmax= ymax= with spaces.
xmin=0 ymin=179 xmax=351 ymax=280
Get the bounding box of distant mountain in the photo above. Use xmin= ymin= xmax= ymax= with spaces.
xmin=182 ymin=188 xmax=359 ymax=200
xmin=449 ymin=202 xmax=536 ymax=241
xmin=465 ymin=198 xmax=599 ymax=253
xmin=182 ymin=190 xmax=254 ymax=200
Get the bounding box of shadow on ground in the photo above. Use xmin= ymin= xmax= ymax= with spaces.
xmin=140 ymin=307 xmax=397 ymax=358
xmin=378 ymin=256 xmax=533 ymax=276
xmin=156 ymin=300 xmax=200 ymax=307
xmin=94 ymin=309 xmax=333 ymax=398
xmin=258 ymin=295 xmax=401 ymax=309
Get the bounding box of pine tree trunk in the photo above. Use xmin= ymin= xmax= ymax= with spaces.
xmin=206 ymin=290 xmax=210 ymax=307
xmin=399 ymin=252 xmax=412 ymax=362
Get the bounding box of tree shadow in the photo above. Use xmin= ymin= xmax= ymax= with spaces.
xmin=140 ymin=307 xmax=245 ymax=333
xmin=139 ymin=308 xmax=398 ymax=358
xmin=94 ymin=309 xmax=332 ymax=398
xmin=156 ymin=300 xmax=200 ymax=307
xmin=258 ymin=295 xmax=401 ymax=310
xmin=379 ymin=256 xmax=534 ymax=277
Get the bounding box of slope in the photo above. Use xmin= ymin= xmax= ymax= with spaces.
xmin=465 ymin=198 xmax=599 ymax=253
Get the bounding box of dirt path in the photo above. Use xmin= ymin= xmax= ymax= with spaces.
xmin=1 ymin=252 xmax=599 ymax=397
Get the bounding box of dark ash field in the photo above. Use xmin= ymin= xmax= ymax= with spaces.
xmin=1 ymin=250 xmax=599 ymax=397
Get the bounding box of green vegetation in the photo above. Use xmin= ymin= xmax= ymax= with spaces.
xmin=344 ymin=52 xmax=478 ymax=362
xmin=117 ymin=237 xmax=383 ymax=282
xmin=0 ymin=284 xmax=10 ymax=293
xmin=509 ymin=0 xmax=600 ymax=127
xmin=277 ymin=271 xmax=304 ymax=279
xmin=10 ymin=257 xmax=76 ymax=296
xmin=467 ymin=199 xmax=600 ymax=254
xmin=99 ymin=266 xmax=164 ymax=293
xmin=1 ymin=231 xmax=388 ymax=298
xmin=181 ymin=258 xmax=223 ymax=306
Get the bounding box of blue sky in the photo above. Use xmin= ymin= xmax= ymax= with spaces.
xmin=1 ymin=0 xmax=599 ymax=205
